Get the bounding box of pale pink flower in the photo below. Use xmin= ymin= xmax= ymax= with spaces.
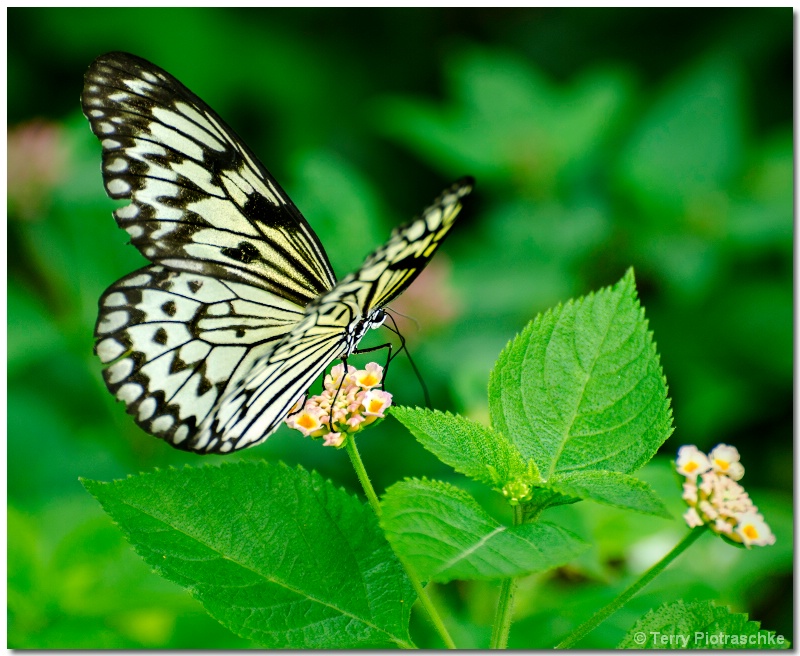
xmin=362 ymin=389 xmax=393 ymax=417
xmin=284 ymin=362 xmax=392 ymax=447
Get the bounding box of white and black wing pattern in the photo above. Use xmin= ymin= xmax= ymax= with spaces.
xmin=81 ymin=51 xmax=336 ymax=306
xmin=85 ymin=51 xmax=474 ymax=454
xmin=94 ymin=265 xmax=305 ymax=449
xmin=331 ymin=177 xmax=475 ymax=314
xmin=195 ymin=178 xmax=475 ymax=453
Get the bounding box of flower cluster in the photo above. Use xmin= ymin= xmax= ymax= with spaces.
xmin=676 ymin=444 xmax=775 ymax=548
xmin=284 ymin=362 xmax=393 ymax=448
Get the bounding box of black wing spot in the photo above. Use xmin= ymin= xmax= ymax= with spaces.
xmin=188 ymin=280 xmax=203 ymax=293
xmin=235 ymin=328 xmax=246 ymax=338
xmin=197 ymin=376 xmax=212 ymax=395
xmin=161 ymin=300 xmax=177 ymax=317
xmin=154 ymin=327 xmax=168 ymax=345
xmin=222 ymin=241 xmax=259 ymax=264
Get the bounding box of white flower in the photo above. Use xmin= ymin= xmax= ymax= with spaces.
xmin=735 ymin=512 xmax=776 ymax=548
xmin=676 ymin=445 xmax=712 ymax=479
xmin=684 ymin=507 xmax=704 ymax=528
xmin=714 ymin=518 xmax=734 ymax=535
xmin=709 ymin=444 xmax=744 ymax=480
xmin=675 ymin=444 xmax=775 ymax=548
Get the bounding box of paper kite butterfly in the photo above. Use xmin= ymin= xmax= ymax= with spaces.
xmin=82 ymin=51 xmax=473 ymax=453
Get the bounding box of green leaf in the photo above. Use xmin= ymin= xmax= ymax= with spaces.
xmin=381 ymin=479 xmax=588 ymax=582
xmin=488 ymin=269 xmax=673 ymax=480
xmin=550 ymin=471 xmax=672 ymax=518
xmin=619 ymin=600 xmax=789 ymax=649
xmin=390 ymin=406 xmax=527 ymax=486
xmin=83 ymin=462 xmax=414 ymax=649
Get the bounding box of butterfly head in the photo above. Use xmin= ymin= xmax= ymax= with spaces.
xmin=342 ymin=308 xmax=386 ymax=356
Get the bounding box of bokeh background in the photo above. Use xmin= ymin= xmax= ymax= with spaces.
xmin=8 ymin=7 xmax=792 ymax=649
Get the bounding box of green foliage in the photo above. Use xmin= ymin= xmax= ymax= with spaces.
xmin=386 ymin=273 xmax=670 ymax=590
xmin=83 ymin=462 xmax=414 ymax=649
xmin=8 ymin=7 xmax=791 ymax=649
xmin=489 ymin=269 xmax=673 ymax=478
xmin=550 ymin=471 xmax=671 ymax=518
xmin=619 ymin=600 xmax=789 ymax=649
xmin=381 ymin=478 xmax=587 ymax=582
xmin=389 ymin=407 xmax=528 ymax=487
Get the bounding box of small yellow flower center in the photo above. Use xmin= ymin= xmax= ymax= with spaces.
xmin=714 ymin=458 xmax=729 ymax=471
xmin=360 ymin=373 xmax=380 ymax=387
xmin=367 ymin=398 xmax=384 ymax=413
xmin=297 ymin=414 xmax=318 ymax=430
xmin=685 ymin=461 xmax=698 ymax=473
xmin=743 ymin=524 xmax=759 ymax=540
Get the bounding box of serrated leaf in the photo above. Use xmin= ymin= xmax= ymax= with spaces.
xmin=83 ymin=462 xmax=414 ymax=649
xmin=391 ymin=406 xmax=526 ymax=486
xmin=550 ymin=471 xmax=672 ymax=518
xmin=619 ymin=600 xmax=789 ymax=649
xmin=381 ymin=479 xmax=587 ymax=582
xmin=488 ymin=269 xmax=673 ymax=480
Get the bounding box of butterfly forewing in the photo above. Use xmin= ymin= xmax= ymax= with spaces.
xmin=85 ymin=51 xmax=473 ymax=454
xmin=337 ymin=178 xmax=473 ymax=312
xmin=81 ymin=52 xmax=336 ymax=306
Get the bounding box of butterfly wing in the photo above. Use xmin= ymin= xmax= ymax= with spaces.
xmin=195 ymin=300 xmax=355 ymax=452
xmin=197 ymin=178 xmax=474 ymax=452
xmin=328 ymin=177 xmax=475 ymax=313
xmin=95 ymin=265 xmax=306 ymax=450
xmin=82 ymin=51 xmax=336 ymax=306
xmin=84 ymin=51 xmax=473 ymax=453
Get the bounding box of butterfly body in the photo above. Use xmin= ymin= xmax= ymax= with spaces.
xmin=84 ymin=52 xmax=472 ymax=453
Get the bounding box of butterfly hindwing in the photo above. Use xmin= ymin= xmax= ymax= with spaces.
xmin=95 ymin=265 xmax=305 ymax=451
xmin=82 ymin=52 xmax=336 ymax=306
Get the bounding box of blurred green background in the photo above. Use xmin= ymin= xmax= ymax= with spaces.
xmin=8 ymin=8 xmax=792 ymax=649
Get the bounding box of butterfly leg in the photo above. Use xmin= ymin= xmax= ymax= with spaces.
xmin=327 ymin=357 xmax=354 ymax=434
xmin=353 ymin=342 xmax=394 ymax=388
xmin=366 ymin=313 xmax=431 ymax=407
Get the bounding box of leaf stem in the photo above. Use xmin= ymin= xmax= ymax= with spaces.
xmin=555 ymin=527 xmax=707 ymax=649
xmin=345 ymin=435 xmax=457 ymax=650
xmin=489 ymin=503 xmax=523 ymax=649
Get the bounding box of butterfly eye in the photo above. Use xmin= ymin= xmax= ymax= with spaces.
xmin=370 ymin=309 xmax=387 ymax=328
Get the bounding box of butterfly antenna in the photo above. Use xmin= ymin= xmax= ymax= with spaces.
xmin=385 ymin=311 xmax=431 ymax=408
xmin=387 ymin=307 xmax=422 ymax=333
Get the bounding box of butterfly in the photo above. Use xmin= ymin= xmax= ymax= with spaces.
xmin=82 ymin=52 xmax=473 ymax=454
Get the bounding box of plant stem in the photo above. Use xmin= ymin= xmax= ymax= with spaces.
xmin=555 ymin=527 xmax=707 ymax=649
xmin=345 ymin=435 xmax=457 ymax=650
xmin=344 ymin=433 xmax=382 ymax=515
xmin=489 ymin=503 xmax=524 ymax=649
